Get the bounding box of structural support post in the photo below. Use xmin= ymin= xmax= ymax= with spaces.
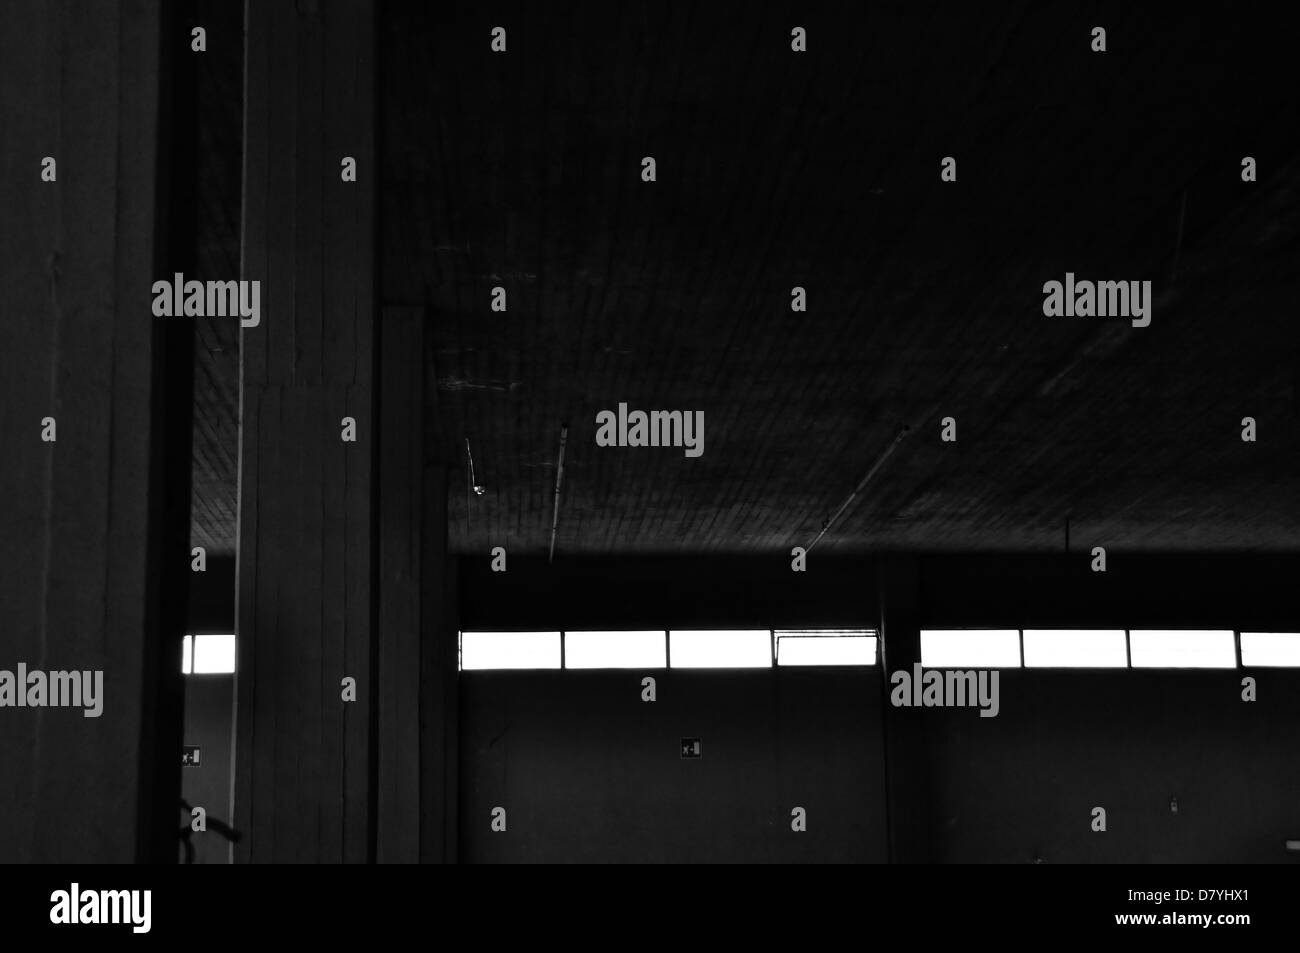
xmin=235 ymin=0 xmax=377 ymax=863
xmin=376 ymin=305 xmax=458 ymax=863
xmin=420 ymin=463 xmax=458 ymax=863
xmin=879 ymin=556 xmax=934 ymax=863
xmin=0 ymin=0 xmax=187 ymax=863
xmin=376 ymin=307 xmax=423 ymax=861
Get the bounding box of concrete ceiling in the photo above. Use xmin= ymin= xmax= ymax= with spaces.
xmin=193 ymin=3 xmax=1300 ymax=557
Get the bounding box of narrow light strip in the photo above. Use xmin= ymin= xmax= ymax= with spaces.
xmin=564 ymin=630 xmax=666 ymax=669
xmin=191 ymin=634 xmax=236 ymax=674
xmin=669 ymin=630 xmax=772 ymax=669
xmin=775 ymin=630 xmax=878 ymax=666
xmin=1129 ymin=630 xmax=1236 ymax=669
xmin=460 ymin=631 xmax=562 ymax=670
xmin=1022 ymin=630 xmax=1127 ymax=668
xmin=1240 ymin=632 xmax=1300 ymax=667
xmin=920 ymin=629 xmax=1021 ymax=668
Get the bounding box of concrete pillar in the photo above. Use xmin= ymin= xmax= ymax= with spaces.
xmin=878 ymin=556 xmax=934 ymax=863
xmin=234 ymin=0 xmax=376 ymax=863
xmin=375 ymin=306 xmax=458 ymax=862
xmin=419 ymin=449 xmax=458 ymax=863
xmin=375 ymin=307 xmax=422 ymax=862
xmin=0 ymin=0 xmax=187 ymax=862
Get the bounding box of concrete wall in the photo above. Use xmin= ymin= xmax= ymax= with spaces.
xmin=459 ymin=555 xmax=883 ymax=631
xmin=921 ymin=669 xmax=1300 ymax=863
xmin=181 ymin=676 xmax=236 ymax=863
xmin=461 ymin=668 xmax=888 ymax=863
xmin=177 ymin=553 xmax=1300 ymax=862
xmin=458 ymin=554 xmax=1300 ymax=863
xmin=917 ymin=554 xmax=1300 ymax=863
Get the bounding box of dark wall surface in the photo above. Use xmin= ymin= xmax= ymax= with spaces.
xmin=181 ymin=676 xmax=235 ymax=864
xmin=922 ymin=669 xmax=1300 ymax=863
xmin=460 ymin=668 xmax=888 ymax=863
xmin=459 ymin=555 xmax=882 ymax=630
xmin=917 ymin=554 xmax=1300 ymax=630
xmin=458 ymin=553 xmax=1300 ymax=863
xmin=916 ymin=554 xmax=1300 ymax=864
xmin=459 ymin=556 xmax=888 ymax=863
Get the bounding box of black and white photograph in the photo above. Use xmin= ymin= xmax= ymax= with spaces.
xmin=1 ymin=0 xmax=1297 ymax=937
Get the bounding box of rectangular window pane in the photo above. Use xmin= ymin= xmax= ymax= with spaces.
xmin=1129 ymin=630 xmax=1235 ymax=668
xmin=460 ymin=631 xmax=561 ymax=670
xmin=181 ymin=635 xmax=192 ymax=675
xmin=920 ymin=629 xmax=1021 ymax=668
xmin=564 ymin=630 xmax=666 ymax=669
xmin=1240 ymin=632 xmax=1300 ymax=667
xmin=669 ymin=630 xmax=771 ymax=669
xmin=775 ymin=630 xmax=878 ymax=666
xmin=1022 ymin=629 xmax=1127 ymax=668
xmin=192 ymin=634 xmax=236 ymax=674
